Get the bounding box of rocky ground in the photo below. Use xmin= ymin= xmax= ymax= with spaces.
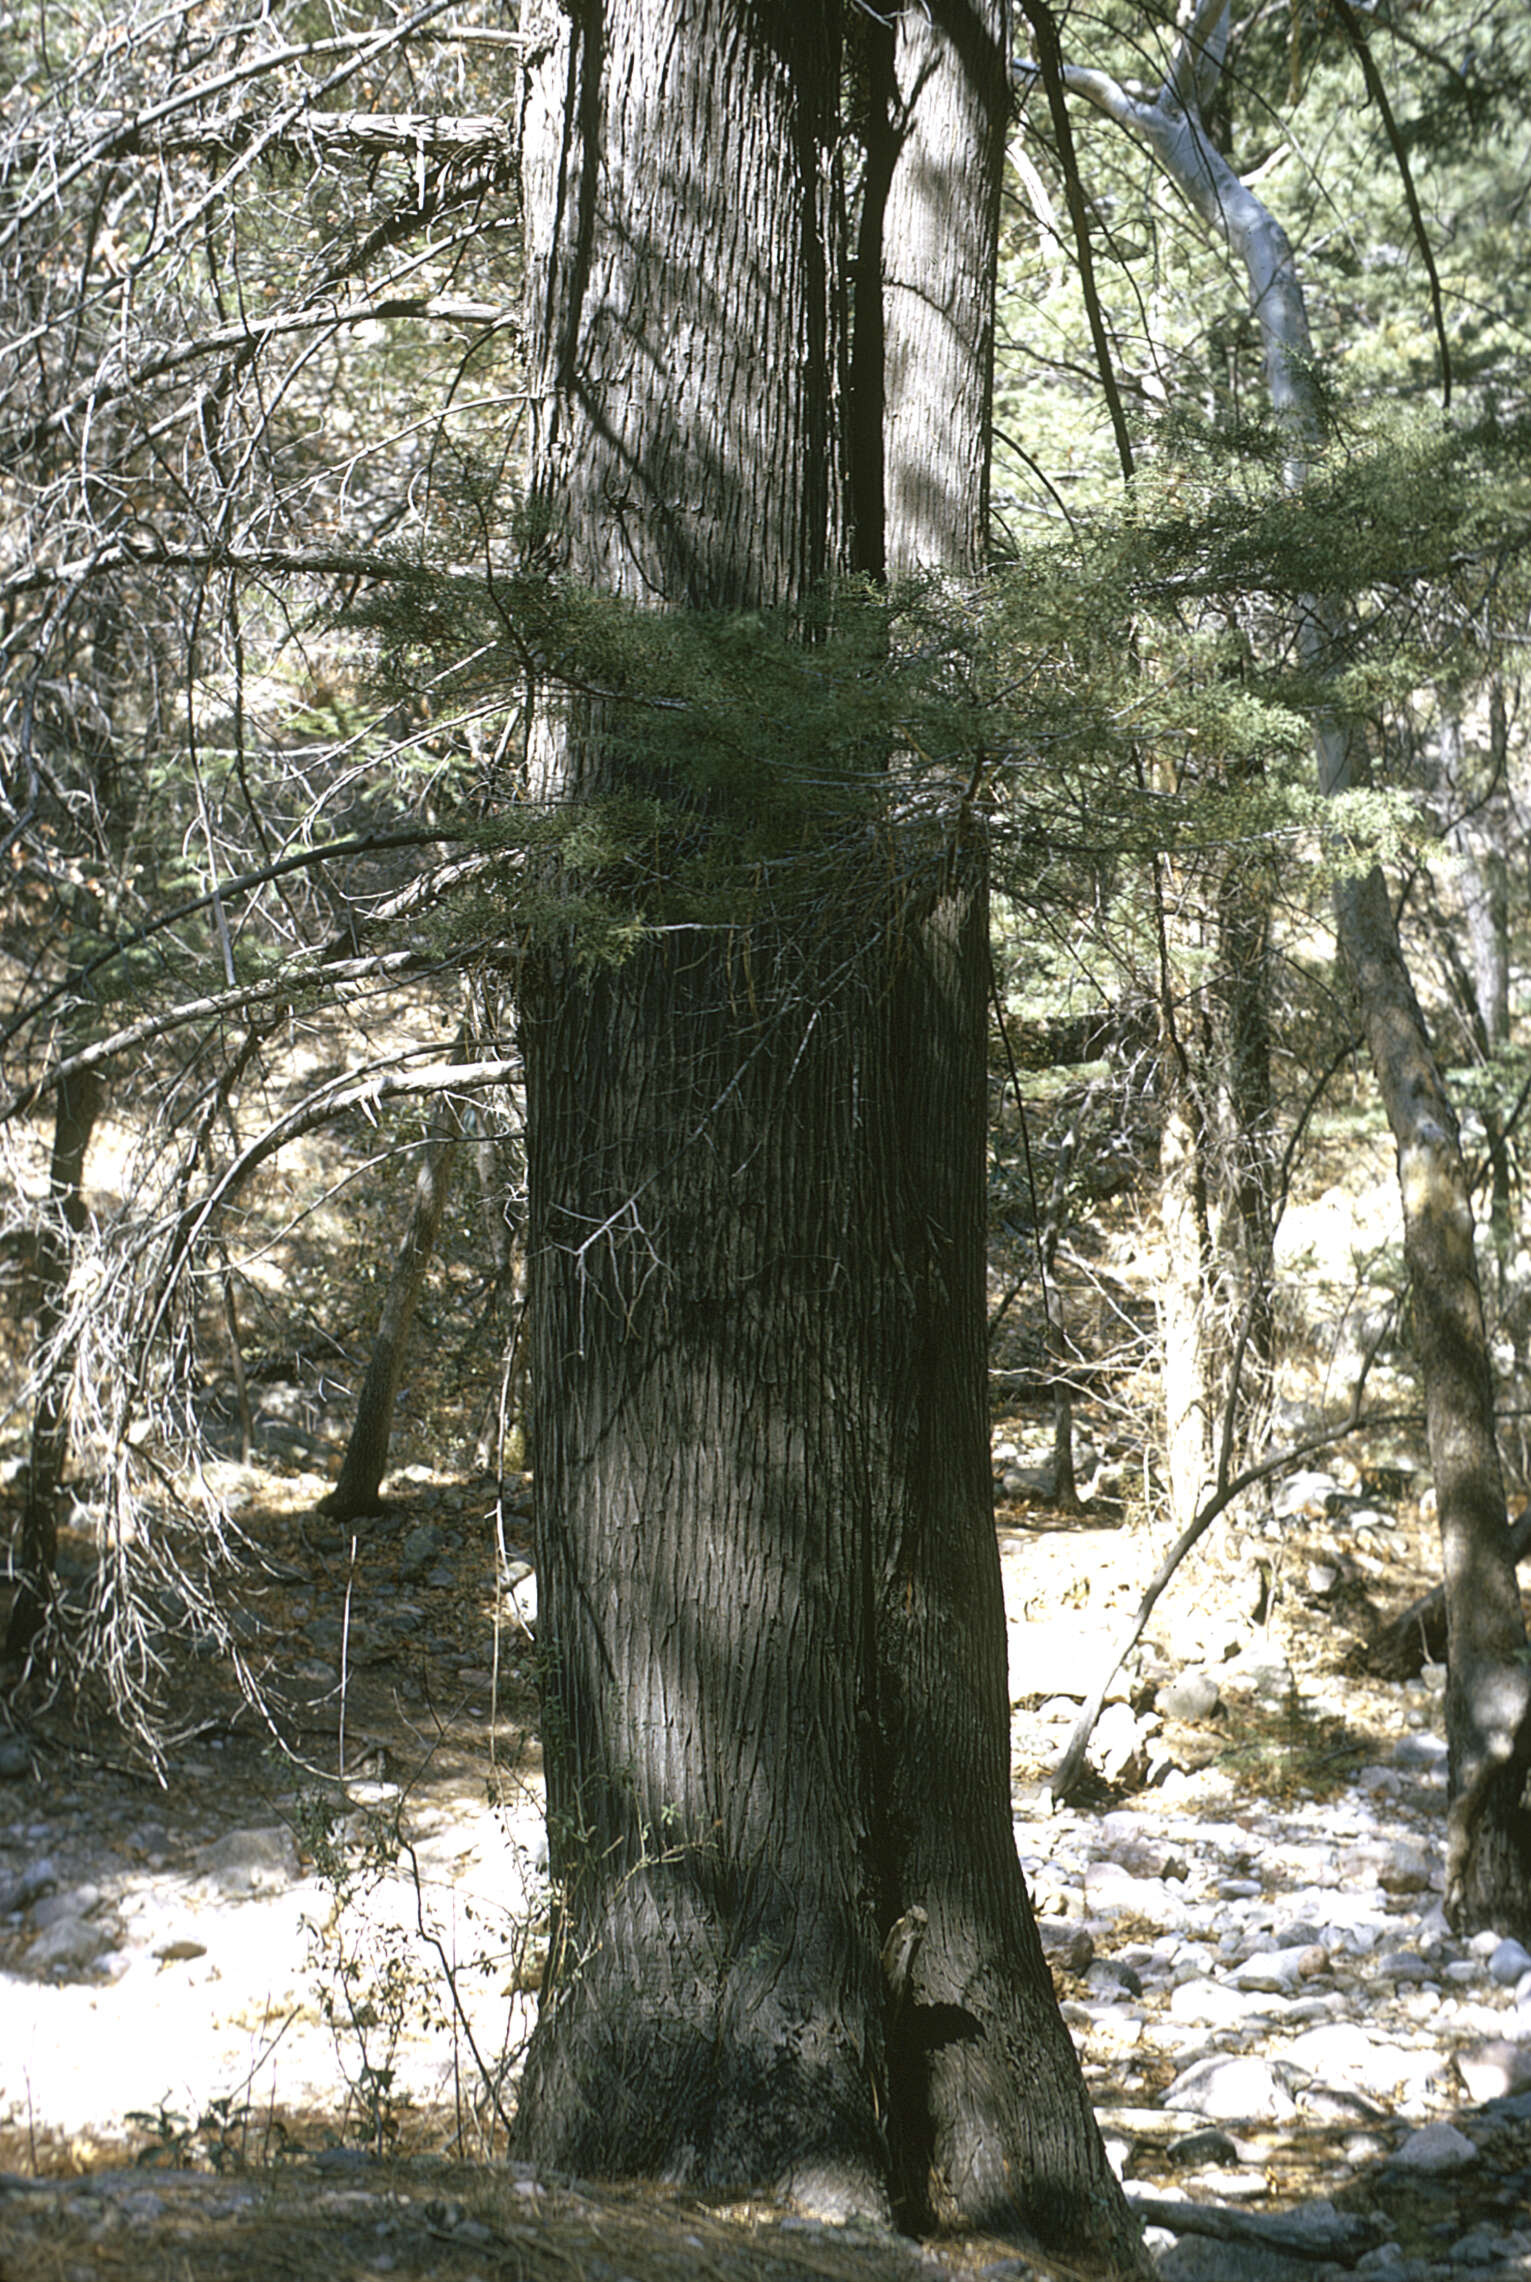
xmin=3 ymin=1435 xmax=1531 ymax=2282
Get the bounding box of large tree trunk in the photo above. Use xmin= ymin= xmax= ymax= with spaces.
xmin=515 ymin=0 xmax=883 ymax=2217
xmin=521 ymin=937 xmax=898 ymax=2211
xmin=514 ymin=3 xmax=1145 ymax=2268
xmin=1059 ymin=0 xmax=1531 ymax=1937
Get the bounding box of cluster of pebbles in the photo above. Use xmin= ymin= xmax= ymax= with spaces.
xmin=3 ymin=1451 xmax=1531 ymax=2277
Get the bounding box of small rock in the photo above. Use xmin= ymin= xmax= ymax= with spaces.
xmin=1219 ymin=1644 xmax=1293 ymax=1707
xmin=31 ymin=1884 xmax=101 ymax=1930
xmin=1230 ymin=1947 xmax=1311 ymax=1993
xmin=502 ymin=1562 xmax=538 ymax=1635
xmin=194 ymin=1824 xmax=300 ymax=1893
xmin=0 ymin=1733 xmax=32 ymax=1779
xmin=0 ymin=1854 xmax=57 ymax=1913
xmin=1083 ymin=1861 xmax=1187 ymax=1927
xmin=1354 ymin=2247 xmax=1415 ymax=2280
xmin=1167 ymin=2127 xmax=1239 ymax=2168
xmin=1285 ymin=2020 xmax=1391 ymax=2085
xmin=398 ymin=1524 xmax=445 ymax=1578
xmin=1393 ymin=1732 xmax=1448 ymax=1772
xmin=1170 ymin=1977 xmax=1278 ymax=2028
xmin=1093 ymin=1700 xmax=1147 ymax=1781
xmin=1376 ymin=1951 xmax=1432 ymax=1984
xmin=1450 ymin=2225 xmax=1511 ymax=2270
xmin=1157 ymin=2243 xmax=1308 ymax=2281
xmin=1071 ymin=2000 xmax=1141 ymax=2055
xmin=1155 ymin=1670 xmax=1220 ymax=1722
xmin=1390 ymin=2121 xmax=1479 ymax=2173
xmin=1273 ymin=1468 xmax=1344 ymax=1518
xmin=1164 ymin=2053 xmax=1296 ymax=2122
xmin=1001 ymin=1463 xmax=1055 ymax=1499
xmin=27 ymin=1912 xmax=117 ymax=1973
xmin=1489 ymin=1937 xmax=1531 ymax=1985
xmin=1378 ymin=1842 xmax=1433 ymax=1895
xmin=1458 ymin=2040 xmax=1531 ymax=2103
xmin=1044 ymin=1927 xmax=1095 ymax=1974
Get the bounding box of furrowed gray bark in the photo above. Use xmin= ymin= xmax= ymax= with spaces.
xmin=515 ymin=0 xmax=887 ymax=2219
xmin=514 ymin=1 xmax=1149 ymax=2264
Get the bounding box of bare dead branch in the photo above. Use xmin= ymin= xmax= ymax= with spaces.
xmin=0 ymin=829 xmax=469 ymax=1056
xmin=4 ymin=297 xmax=513 ymax=464
xmin=33 ymin=108 xmax=514 ymax=167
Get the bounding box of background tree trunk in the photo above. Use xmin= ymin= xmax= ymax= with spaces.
xmin=1338 ymin=863 xmax=1531 ymax=1931
xmin=7 ymin=1060 xmax=101 ymax=1660
xmin=1156 ymin=964 xmax=1215 ymax=1535
xmin=1437 ymin=691 xmax=1515 ymax=1292
xmin=319 ymin=1091 xmax=464 ymax=1526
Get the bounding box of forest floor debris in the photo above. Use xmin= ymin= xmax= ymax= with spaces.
xmin=1 ymin=1446 xmax=1530 ymax=2278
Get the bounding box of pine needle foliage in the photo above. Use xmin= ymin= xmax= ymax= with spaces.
xmin=338 ymin=392 xmax=1531 ymax=973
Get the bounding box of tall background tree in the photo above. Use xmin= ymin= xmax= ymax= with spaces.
xmin=1011 ymin=0 xmax=1531 ymax=1933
